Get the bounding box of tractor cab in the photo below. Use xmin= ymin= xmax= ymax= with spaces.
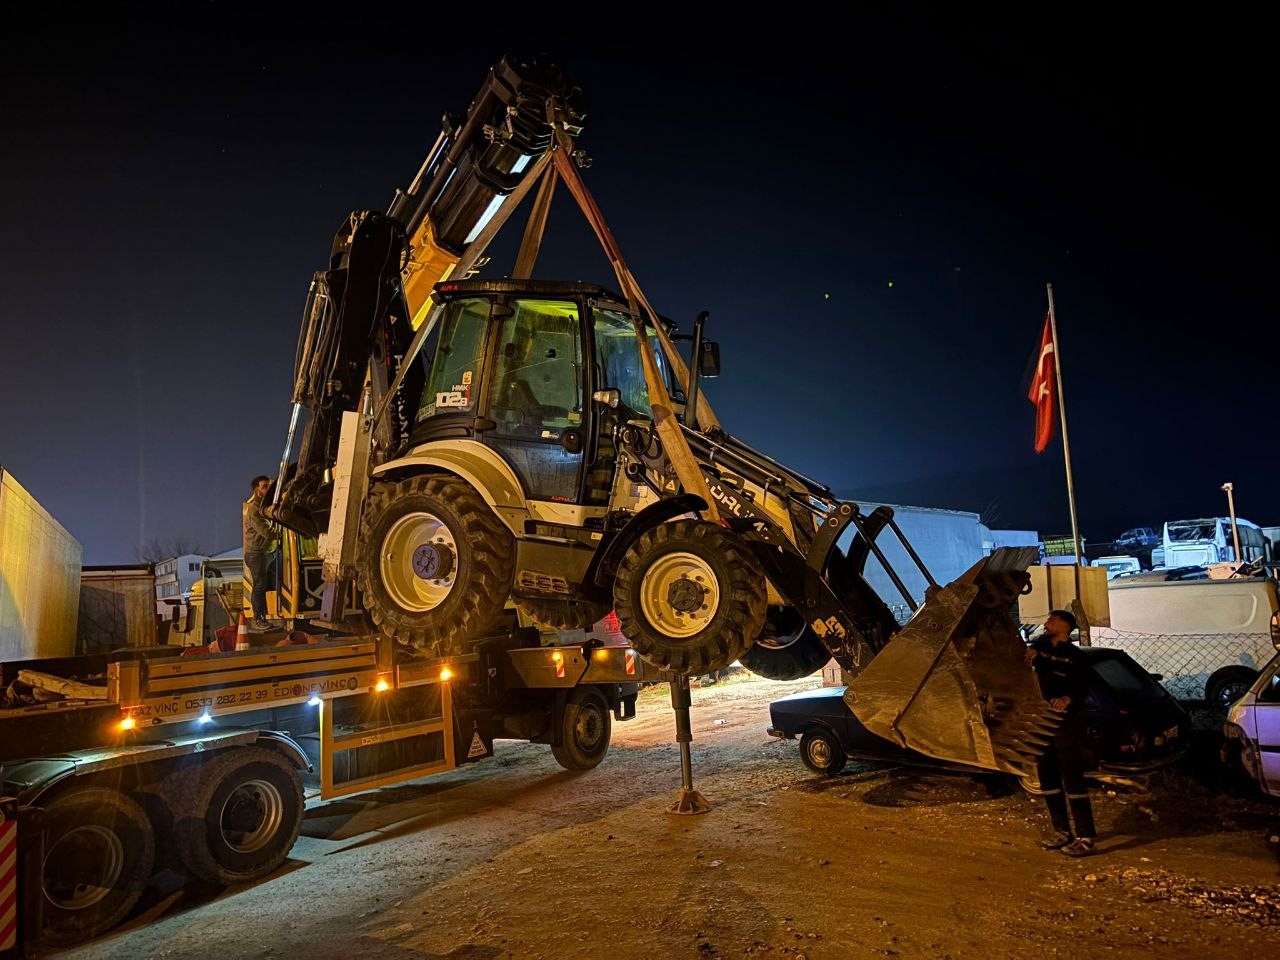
xmin=412 ymin=279 xmax=681 ymax=507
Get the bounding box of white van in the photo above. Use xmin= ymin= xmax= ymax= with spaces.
xmin=1090 ymin=573 xmax=1280 ymax=705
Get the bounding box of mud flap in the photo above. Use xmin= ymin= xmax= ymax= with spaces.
xmin=843 ymin=548 xmax=1060 ymax=776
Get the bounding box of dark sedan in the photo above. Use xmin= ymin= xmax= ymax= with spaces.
xmin=768 ymin=647 xmax=1190 ymax=788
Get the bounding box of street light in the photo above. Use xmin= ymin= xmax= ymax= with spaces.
xmin=1221 ymin=482 xmax=1242 ymax=563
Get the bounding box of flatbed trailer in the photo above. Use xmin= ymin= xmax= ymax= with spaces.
xmin=0 ymin=626 xmax=661 ymax=952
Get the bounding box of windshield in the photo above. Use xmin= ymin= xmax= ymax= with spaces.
xmin=1091 ymin=656 xmax=1167 ymax=700
xmin=1167 ymin=520 xmax=1218 ymax=542
xmin=592 ymin=308 xmax=674 ymax=416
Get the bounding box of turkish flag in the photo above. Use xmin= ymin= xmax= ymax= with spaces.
xmin=1027 ymin=315 xmax=1056 ymax=453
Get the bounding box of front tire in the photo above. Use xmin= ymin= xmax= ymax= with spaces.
xmin=358 ymin=475 xmax=515 ymax=656
xmin=740 ymin=607 xmax=833 ymax=681
xmin=613 ymin=519 xmax=767 ymax=674
xmin=41 ymin=786 xmax=156 ymax=946
xmin=551 ymin=687 xmax=613 ymax=770
xmin=799 ymin=727 xmax=847 ymax=776
xmin=168 ymin=746 xmax=304 ymax=885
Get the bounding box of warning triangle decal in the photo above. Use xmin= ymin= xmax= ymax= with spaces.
xmin=467 ymin=731 xmax=488 ymax=758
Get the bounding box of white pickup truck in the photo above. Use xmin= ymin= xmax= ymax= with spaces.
xmin=1090 ymin=572 xmax=1280 ymax=705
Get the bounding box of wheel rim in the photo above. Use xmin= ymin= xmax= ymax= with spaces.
xmin=574 ymin=702 xmax=606 ymax=752
xmin=220 ymin=778 xmax=284 ymax=854
xmin=755 ymin=608 xmax=805 ymax=650
xmin=1215 ymin=681 xmax=1250 ymax=708
xmin=638 ymin=551 xmax=720 ymax=639
xmin=807 ymin=737 xmax=832 ymax=768
xmin=43 ymin=825 xmax=124 ymax=910
xmin=380 ymin=512 xmax=458 ymax=612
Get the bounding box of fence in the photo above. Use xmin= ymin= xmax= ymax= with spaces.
xmin=1086 ymin=628 xmax=1276 ymax=701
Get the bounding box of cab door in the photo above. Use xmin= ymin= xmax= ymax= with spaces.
xmin=481 ymin=298 xmax=588 ymax=503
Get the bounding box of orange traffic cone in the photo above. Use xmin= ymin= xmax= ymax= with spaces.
xmin=235 ymin=613 xmax=251 ymax=651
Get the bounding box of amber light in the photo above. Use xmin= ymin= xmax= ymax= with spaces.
xmin=439 ymin=667 xmax=453 ymax=682
xmin=374 ymin=677 xmax=391 ymax=693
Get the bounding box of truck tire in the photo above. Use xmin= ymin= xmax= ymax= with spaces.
xmin=1204 ymin=666 xmax=1257 ymax=710
xmin=168 ymin=746 xmax=304 ymax=885
xmin=358 ymin=475 xmax=515 ymax=656
xmin=515 ymin=597 xmax=611 ymax=631
xmin=551 ymin=686 xmax=613 ymax=770
xmin=799 ymin=727 xmax=847 ymax=776
xmin=613 ymin=519 xmax=767 ymax=674
xmin=40 ymin=786 xmax=156 ymax=946
xmin=740 ymin=607 xmax=833 ymax=681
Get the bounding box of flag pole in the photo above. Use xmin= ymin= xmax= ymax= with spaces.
xmin=1046 ymin=282 xmax=1083 ymax=564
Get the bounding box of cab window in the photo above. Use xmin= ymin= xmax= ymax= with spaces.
xmin=592 ymin=308 xmax=673 ymax=415
xmin=417 ymin=297 xmax=489 ymax=421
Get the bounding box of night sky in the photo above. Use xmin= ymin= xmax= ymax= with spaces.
xmin=2 ymin=7 xmax=1276 ymax=563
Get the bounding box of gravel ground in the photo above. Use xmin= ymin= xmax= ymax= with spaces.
xmin=58 ymin=673 xmax=1278 ymax=959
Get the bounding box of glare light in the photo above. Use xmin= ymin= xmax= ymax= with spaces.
xmin=439 ymin=667 xmax=453 ymax=682
xmin=119 ymin=716 xmax=136 ymax=731
xmin=374 ymin=678 xmax=391 ymax=693
xmin=308 ymin=694 xmax=322 ymax=706
xmin=551 ymin=651 xmax=563 ymax=663
xmin=593 ymin=649 xmax=609 ymax=661
xmin=463 ymin=193 xmax=507 ymax=244
xmin=198 ymin=711 xmax=213 ymax=725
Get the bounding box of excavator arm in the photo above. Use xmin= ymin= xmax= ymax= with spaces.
xmin=267 ymin=57 xmax=583 ymax=537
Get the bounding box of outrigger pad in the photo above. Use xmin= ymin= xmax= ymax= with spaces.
xmin=843 ymin=548 xmax=1060 ymax=776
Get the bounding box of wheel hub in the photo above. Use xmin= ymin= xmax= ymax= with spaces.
xmin=220 ymin=778 xmax=284 ymax=854
xmin=43 ymin=825 xmax=124 ymax=911
xmin=666 ymin=577 xmax=705 ymax=613
xmin=412 ymin=541 xmax=455 ymax=582
xmin=638 ymin=551 xmax=720 ymax=639
xmin=381 ymin=511 xmax=459 ymax=612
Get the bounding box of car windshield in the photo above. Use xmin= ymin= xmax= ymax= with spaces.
xmin=1091 ymin=656 xmax=1167 ymax=700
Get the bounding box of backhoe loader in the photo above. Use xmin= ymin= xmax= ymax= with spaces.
xmin=265 ymin=57 xmax=1059 ymax=777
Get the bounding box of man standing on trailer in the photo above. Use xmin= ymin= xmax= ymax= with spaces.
xmin=1025 ymin=608 xmax=1099 ymax=857
xmin=243 ymin=474 xmax=274 ymax=632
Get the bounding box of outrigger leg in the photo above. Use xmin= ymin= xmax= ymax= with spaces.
xmin=666 ymin=674 xmax=710 ymax=815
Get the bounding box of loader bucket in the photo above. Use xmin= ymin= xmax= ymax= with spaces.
xmin=843 ymin=547 xmax=1060 ymax=776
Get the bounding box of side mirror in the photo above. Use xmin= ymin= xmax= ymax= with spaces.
xmin=698 ymin=340 xmax=721 ymax=378
xmin=592 ymin=388 xmax=620 ymax=408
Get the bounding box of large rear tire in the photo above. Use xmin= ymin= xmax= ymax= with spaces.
xmin=613 ymin=519 xmax=767 ymax=674
xmin=740 ymin=606 xmax=833 ymax=681
xmin=358 ymin=475 xmax=515 ymax=655
xmin=41 ymin=786 xmax=155 ymax=946
xmin=515 ymin=597 xmax=611 ymax=631
xmin=168 ymin=746 xmax=304 ymax=885
xmin=551 ymin=686 xmax=613 ymax=770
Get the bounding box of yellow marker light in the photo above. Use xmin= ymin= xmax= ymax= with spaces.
xmin=551 ymin=651 xmax=563 ymax=663
xmin=439 ymin=667 xmax=453 ymax=682
xmin=119 ymin=716 xmax=136 ymax=732
xmin=594 ymin=648 xmax=609 ymax=661
xmin=374 ymin=677 xmax=391 ymax=693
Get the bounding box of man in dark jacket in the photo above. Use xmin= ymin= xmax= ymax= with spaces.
xmin=242 ymin=475 xmax=274 ymax=631
xmin=1026 ymin=608 xmax=1098 ymax=857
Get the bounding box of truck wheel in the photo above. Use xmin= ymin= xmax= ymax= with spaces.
xmin=515 ymin=597 xmax=611 ymax=630
xmin=40 ymin=786 xmax=155 ymax=946
xmin=799 ymin=727 xmax=847 ymax=776
xmin=740 ymin=607 xmax=833 ymax=680
xmin=613 ymin=519 xmax=767 ymax=674
xmin=169 ymin=746 xmax=304 ymax=885
xmin=358 ymin=475 xmax=515 ymax=656
xmin=1205 ymin=666 xmax=1257 ymax=710
xmin=551 ymin=687 xmax=613 ymax=770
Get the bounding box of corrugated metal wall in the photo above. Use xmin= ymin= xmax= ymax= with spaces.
xmin=0 ymin=468 xmax=83 ymax=660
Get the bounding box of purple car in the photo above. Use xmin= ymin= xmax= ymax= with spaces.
xmin=1223 ymin=650 xmax=1280 ymax=799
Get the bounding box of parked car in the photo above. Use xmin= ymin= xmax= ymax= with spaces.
xmin=1116 ymin=527 xmax=1160 ymax=551
xmin=1223 ymin=650 xmax=1280 ymax=799
xmin=768 ymin=647 xmax=1189 ymax=787
xmin=1093 ymin=555 xmax=1142 ymax=580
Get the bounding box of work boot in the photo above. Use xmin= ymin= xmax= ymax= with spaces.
xmin=1061 ymin=838 xmax=1096 ymax=857
xmin=1039 ymin=830 xmax=1072 ymax=850
xmin=251 ymin=617 xmax=272 ymax=632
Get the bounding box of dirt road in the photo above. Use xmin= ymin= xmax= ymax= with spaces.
xmin=62 ymin=674 xmax=1278 ymax=959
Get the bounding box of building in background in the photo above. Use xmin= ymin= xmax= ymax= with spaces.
xmin=155 ymin=553 xmax=207 ymax=605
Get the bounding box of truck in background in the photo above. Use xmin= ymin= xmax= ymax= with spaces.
xmin=1163 ymin=517 xmax=1267 ymax=567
